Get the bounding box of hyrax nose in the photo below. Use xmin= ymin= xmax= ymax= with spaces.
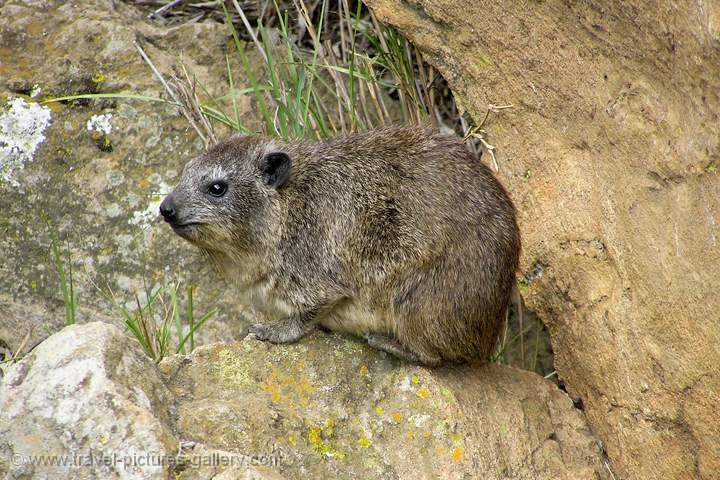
xmin=159 ymin=196 xmax=177 ymax=223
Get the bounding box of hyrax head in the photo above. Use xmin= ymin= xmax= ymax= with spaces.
xmin=159 ymin=135 xmax=292 ymax=253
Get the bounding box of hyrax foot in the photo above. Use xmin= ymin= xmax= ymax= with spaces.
xmin=248 ymin=316 xmax=313 ymax=344
xmin=365 ymin=333 xmax=442 ymax=367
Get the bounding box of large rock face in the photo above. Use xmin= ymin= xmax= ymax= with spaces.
xmin=0 ymin=322 xmax=611 ymax=479
xmin=0 ymin=0 xmax=251 ymax=354
xmin=364 ymin=1 xmax=720 ymax=478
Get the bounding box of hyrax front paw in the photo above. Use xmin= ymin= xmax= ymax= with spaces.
xmin=247 ymin=323 xmax=276 ymax=342
xmin=247 ymin=318 xmax=310 ymax=344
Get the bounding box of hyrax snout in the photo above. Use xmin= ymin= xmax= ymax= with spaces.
xmin=161 ymin=127 xmax=520 ymax=366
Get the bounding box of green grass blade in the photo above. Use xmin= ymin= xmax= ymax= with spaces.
xmin=186 ymin=286 xmax=194 ymax=352
xmin=222 ymin=2 xmax=273 ymax=132
xmin=42 ymin=93 xmax=178 ymax=106
xmin=49 ymin=231 xmax=75 ymax=326
xmin=176 ymin=308 xmax=217 ymax=354
xmin=226 ymin=53 xmax=241 ymax=132
xmin=171 ymin=286 xmax=185 ymax=355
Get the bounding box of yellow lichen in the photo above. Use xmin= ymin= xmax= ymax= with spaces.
xmin=392 ymin=412 xmax=403 ymax=423
xmin=261 ymin=364 xmax=316 ymax=408
xmin=411 ymin=375 xmax=420 ymax=384
xmin=91 ymin=73 xmax=106 ymax=85
xmin=416 ymin=386 xmax=430 ymax=399
xmin=306 ymin=421 xmax=345 ymax=459
xmin=359 ymin=365 xmax=369 ymax=376
xmin=357 ymin=435 xmax=372 ymax=448
xmin=375 ymin=406 xmax=384 ymax=415
xmin=212 ymin=347 xmax=252 ymax=388
xmin=452 ymin=447 xmax=463 ymax=462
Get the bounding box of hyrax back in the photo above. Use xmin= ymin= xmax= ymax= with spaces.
xmin=161 ymin=127 xmax=520 ymax=366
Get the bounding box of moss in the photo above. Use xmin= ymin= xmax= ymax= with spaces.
xmin=90 ymin=132 xmax=112 ymax=152
xmin=90 ymin=73 xmax=106 ymax=93
xmin=91 ymin=73 xmax=106 ymax=85
xmin=55 ymin=145 xmax=73 ymax=159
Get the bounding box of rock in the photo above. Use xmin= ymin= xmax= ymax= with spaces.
xmin=0 ymin=322 xmax=177 ymax=480
xmin=364 ymin=0 xmax=720 ymax=478
xmin=160 ymin=332 xmax=610 ymax=479
xmin=0 ymin=323 xmax=609 ymax=479
xmin=0 ymin=0 xmax=253 ymax=355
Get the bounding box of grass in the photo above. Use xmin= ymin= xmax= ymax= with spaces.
xmin=44 ymin=0 xmax=439 ymax=145
xmin=131 ymin=0 xmax=437 ymax=144
xmin=103 ymin=283 xmax=217 ymax=363
xmin=218 ymin=0 xmax=437 ymax=139
xmin=46 ymin=226 xmax=215 ymax=363
xmin=492 ymin=284 xmax=554 ymax=377
xmin=49 ymin=229 xmax=77 ymax=326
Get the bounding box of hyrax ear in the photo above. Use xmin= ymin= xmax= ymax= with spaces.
xmin=260 ymin=151 xmax=292 ymax=188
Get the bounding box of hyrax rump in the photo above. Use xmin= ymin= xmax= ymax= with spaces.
xmin=160 ymin=127 xmax=520 ymax=366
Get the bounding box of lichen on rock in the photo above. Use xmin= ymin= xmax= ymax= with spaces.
xmin=0 ymin=97 xmax=52 ymax=187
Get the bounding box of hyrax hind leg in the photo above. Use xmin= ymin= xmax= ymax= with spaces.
xmin=365 ymin=333 xmax=442 ymax=367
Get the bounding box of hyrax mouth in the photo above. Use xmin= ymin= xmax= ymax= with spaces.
xmin=169 ymin=222 xmax=203 ymax=240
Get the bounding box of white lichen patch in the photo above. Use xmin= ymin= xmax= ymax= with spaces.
xmin=30 ymin=85 xmax=42 ymax=98
xmin=129 ymin=179 xmax=170 ymax=227
xmin=86 ymin=113 xmax=113 ymax=135
xmin=0 ymin=97 xmax=52 ymax=187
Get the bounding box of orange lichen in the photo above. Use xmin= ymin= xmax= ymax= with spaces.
xmin=452 ymin=447 xmax=463 ymax=462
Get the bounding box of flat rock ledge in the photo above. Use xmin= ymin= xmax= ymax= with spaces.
xmin=0 ymin=322 xmax=610 ymax=479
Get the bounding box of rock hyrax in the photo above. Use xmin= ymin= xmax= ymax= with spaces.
xmin=160 ymin=127 xmax=520 ymax=366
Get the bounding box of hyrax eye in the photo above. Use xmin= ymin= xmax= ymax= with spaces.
xmin=207 ymin=181 xmax=227 ymax=197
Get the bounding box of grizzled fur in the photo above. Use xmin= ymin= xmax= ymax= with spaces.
xmin=161 ymin=127 xmax=520 ymax=366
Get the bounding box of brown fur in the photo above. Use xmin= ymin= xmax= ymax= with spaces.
xmin=160 ymin=127 xmax=521 ymax=366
